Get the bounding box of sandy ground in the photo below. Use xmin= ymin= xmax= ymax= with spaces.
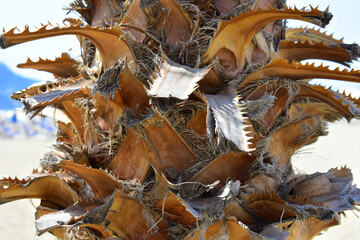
xmin=292 ymin=119 xmax=360 ymax=240
xmin=0 ymin=120 xmax=359 ymax=239
xmin=0 ymin=137 xmax=56 ymax=240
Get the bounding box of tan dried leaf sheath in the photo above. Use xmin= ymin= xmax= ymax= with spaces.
xmin=1 ymin=0 xmax=360 ymax=239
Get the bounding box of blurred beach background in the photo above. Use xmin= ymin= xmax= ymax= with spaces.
xmin=0 ymin=68 xmax=358 ymax=239
xmin=0 ymin=112 xmax=359 ymax=240
xmin=0 ymin=0 xmax=360 ymax=239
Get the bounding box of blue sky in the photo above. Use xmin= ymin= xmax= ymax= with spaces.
xmin=287 ymin=0 xmax=360 ymax=96
xmin=0 ymin=1 xmax=80 ymax=81
xmin=0 ymin=0 xmax=359 ymax=95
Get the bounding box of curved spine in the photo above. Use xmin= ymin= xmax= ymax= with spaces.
xmin=240 ymin=58 xmax=360 ymax=88
xmin=0 ymin=22 xmax=135 ymax=69
xmin=202 ymin=5 xmax=332 ymax=72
